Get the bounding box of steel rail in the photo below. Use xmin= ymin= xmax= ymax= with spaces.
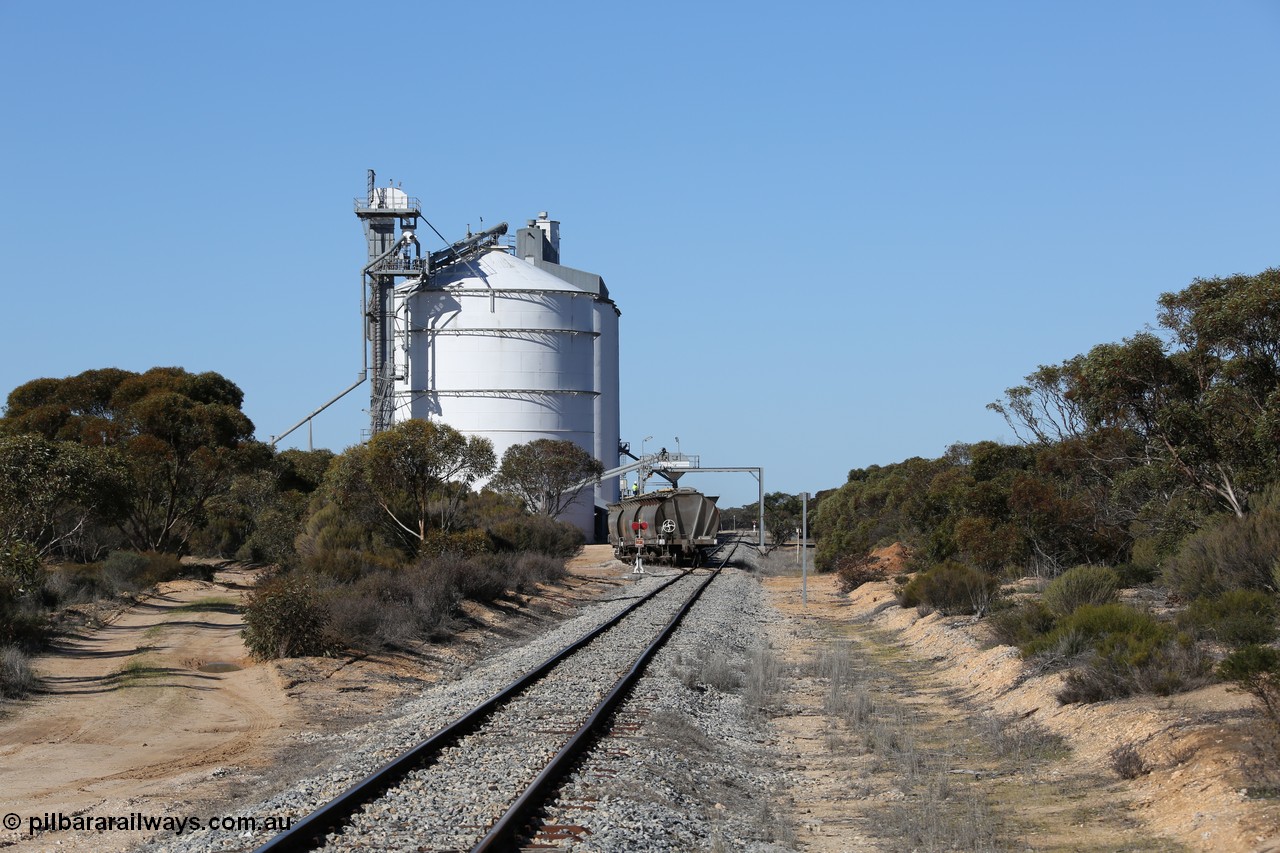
xmin=254 ymin=570 xmax=692 ymax=853
xmin=473 ymin=542 xmax=739 ymax=852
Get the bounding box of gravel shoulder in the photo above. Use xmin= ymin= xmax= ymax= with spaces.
xmin=762 ymin=556 xmax=1280 ymax=852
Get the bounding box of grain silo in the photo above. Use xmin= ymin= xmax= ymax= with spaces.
xmin=383 ymin=209 xmax=621 ymax=539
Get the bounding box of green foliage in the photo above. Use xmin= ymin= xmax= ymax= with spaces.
xmin=0 ymin=433 xmax=127 ymax=560
xmin=987 ymin=599 xmax=1056 ymax=647
xmin=364 ymin=419 xmax=496 ymax=540
xmin=293 ymin=501 xmax=408 ymax=582
xmin=99 ymin=550 xmax=200 ymax=592
xmin=896 ymin=561 xmax=999 ymax=616
xmin=0 ymin=542 xmax=49 ymax=649
xmin=491 ymin=438 xmax=603 ymax=519
xmin=1042 ymin=565 xmax=1120 ymax=617
xmin=421 ymin=528 xmax=492 ymax=558
xmin=1023 ymin=603 xmax=1165 ymax=659
xmin=0 ymin=540 xmax=45 ymax=594
xmin=1163 ymin=489 xmax=1280 ymax=598
xmin=821 ymin=268 xmax=1280 ymax=597
xmin=241 ymin=573 xmax=334 ymax=659
xmin=1113 ymin=561 xmax=1158 ymax=588
xmin=0 ymin=575 xmax=47 ymax=649
xmin=1177 ymin=589 xmax=1278 ymax=648
xmin=487 ymin=514 xmax=584 ymax=558
xmin=1217 ymin=644 xmax=1280 ymax=726
xmin=1 ymin=367 xmax=259 ymax=553
xmin=812 ymin=457 xmax=946 ymax=570
xmin=324 ymin=564 xmax=461 ymax=650
xmin=1018 ymin=602 xmax=1207 ymax=703
xmin=320 ymin=549 xmax=570 ymax=652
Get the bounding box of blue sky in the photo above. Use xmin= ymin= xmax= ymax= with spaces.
xmin=2 ymin=2 xmax=1277 ymax=507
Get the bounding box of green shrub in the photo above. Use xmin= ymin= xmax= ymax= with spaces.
xmin=45 ymin=563 xmax=110 ymax=605
xmin=1024 ymin=603 xmax=1165 ymax=660
xmin=421 ymin=528 xmax=492 ymax=558
xmin=896 ymin=561 xmax=998 ymax=616
xmin=1042 ymin=565 xmax=1119 ymax=617
xmin=509 ymin=552 xmax=567 ymax=591
xmin=242 ymin=573 xmax=334 ymax=659
xmin=1026 ymin=603 xmax=1209 ymax=703
xmin=1113 ymin=562 xmax=1157 ymax=588
xmin=1177 ymin=589 xmax=1278 ymax=648
xmin=101 ymin=551 xmax=149 ymax=592
xmin=0 ymin=582 xmax=47 ymax=650
xmin=487 ymin=515 xmax=584 ymax=558
xmin=1163 ymin=500 xmax=1280 ymax=598
xmin=325 ymin=564 xmax=460 ymax=651
xmin=1109 ymin=743 xmax=1149 ymax=779
xmin=440 ymin=553 xmax=509 ymax=603
xmin=1218 ymin=644 xmax=1280 ymax=726
xmin=100 ymin=551 xmax=205 ymax=593
xmin=302 ymin=546 xmax=404 ymax=583
xmin=0 ymin=540 xmax=45 ymax=594
xmin=987 ymin=599 xmax=1056 ymax=647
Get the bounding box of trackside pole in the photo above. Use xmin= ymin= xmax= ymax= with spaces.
xmin=801 ymin=491 xmax=810 ymax=608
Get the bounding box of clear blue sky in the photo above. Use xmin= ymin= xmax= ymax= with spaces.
xmin=2 ymin=2 xmax=1277 ymax=507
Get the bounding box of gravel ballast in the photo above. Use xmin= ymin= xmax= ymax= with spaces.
xmin=144 ymin=565 xmax=789 ymax=852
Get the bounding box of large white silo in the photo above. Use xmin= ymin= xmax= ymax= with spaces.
xmin=593 ymin=296 xmax=620 ymax=513
xmin=393 ymin=244 xmax=615 ymax=537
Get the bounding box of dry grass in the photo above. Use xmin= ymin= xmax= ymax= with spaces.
xmin=1109 ymin=742 xmax=1149 ymax=779
xmin=0 ymin=646 xmax=35 ymax=699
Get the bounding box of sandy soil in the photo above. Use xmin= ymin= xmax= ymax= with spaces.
xmin=761 ymin=546 xmax=1280 ymax=853
xmin=0 ymin=565 xmax=288 ymax=852
xmin=0 ymin=546 xmax=628 ymax=852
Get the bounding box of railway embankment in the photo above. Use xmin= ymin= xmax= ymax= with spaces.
xmin=762 ymin=547 xmax=1280 ymax=852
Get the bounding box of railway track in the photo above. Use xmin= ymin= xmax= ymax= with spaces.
xmin=256 ymin=540 xmax=739 ymax=853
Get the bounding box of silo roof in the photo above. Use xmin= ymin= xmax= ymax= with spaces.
xmin=430 ymin=249 xmax=594 ymax=294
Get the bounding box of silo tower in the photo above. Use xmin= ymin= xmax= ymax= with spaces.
xmin=355 ymin=169 xmax=423 ymax=436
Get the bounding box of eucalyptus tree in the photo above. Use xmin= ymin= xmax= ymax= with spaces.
xmin=364 ymin=419 xmax=496 ymax=540
xmin=491 ymin=439 xmax=603 ymax=520
xmin=2 ymin=367 xmax=258 ymax=552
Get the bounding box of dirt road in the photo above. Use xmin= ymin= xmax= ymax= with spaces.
xmin=0 ymin=567 xmax=294 ymax=852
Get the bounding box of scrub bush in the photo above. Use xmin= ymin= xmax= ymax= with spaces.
xmin=1042 ymin=564 xmax=1119 ymax=617
xmin=421 ymin=528 xmax=492 ymax=558
xmin=896 ymin=561 xmax=998 ymax=616
xmin=1163 ymin=498 xmax=1280 ymax=598
xmin=242 ymin=573 xmax=334 ymax=659
xmin=987 ymin=599 xmax=1056 ymax=647
xmin=0 ymin=646 xmax=35 ymax=699
xmin=1109 ymin=743 xmax=1149 ymax=779
xmin=1218 ymin=645 xmax=1280 ymax=727
xmin=1026 ymin=603 xmax=1209 ymax=703
xmin=101 ymin=550 xmax=205 ymax=592
xmin=1177 ymin=589 xmax=1278 ymax=648
xmin=325 ymin=564 xmax=460 ymax=650
xmin=834 ymin=553 xmax=889 ymax=593
xmin=487 ymin=515 xmax=584 ymax=558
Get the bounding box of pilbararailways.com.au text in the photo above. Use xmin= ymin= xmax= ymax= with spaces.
xmin=9 ymin=811 xmax=293 ymax=835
